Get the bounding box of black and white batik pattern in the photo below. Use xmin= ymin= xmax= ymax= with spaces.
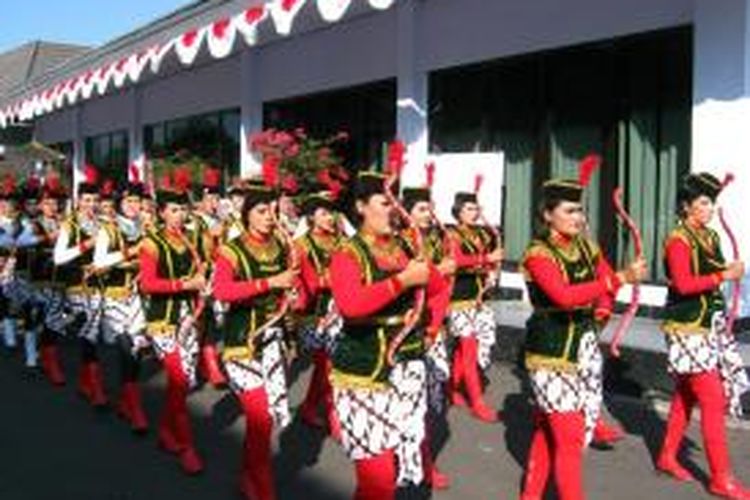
xmin=300 ymin=304 xmax=343 ymax=354
xmin=529 ymin=331 xmax=603 ymax=445
xmin=100 ymin=286 xmax=148 ymax=352
xmin=67 ymin=292 xmax=103 ymax=342
xmin=665 ymin=313 xmax=750 ymax=417
xmin=34 ymin=287 xmax=72 ymax=334
xmin=448 ymin=304 xmax=496 ymax=369
xmin=224 ymin=327 xmax=291 ymax=428
xmin=333 ymin=360 xmax=428 ymax=486
xmin=425 ymin=330 xmax=450 ymax=416
xmin=148 ymin=302 xmax=200 ymax=388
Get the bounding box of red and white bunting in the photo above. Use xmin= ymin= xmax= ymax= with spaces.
xmin=235 ymin=5 xmax=268 ymax=46
xmin=0 ymin=0 xmax=397 ymax=128
xmin=269 ymin=0 xmax=308 ymax=36
xmin=316 ymin=0 xmax=351 ymax=22
xmin=173 ymin=27 xmax=207 ymax=65
xmin=207 ymin=17 xmax=237 ymax=59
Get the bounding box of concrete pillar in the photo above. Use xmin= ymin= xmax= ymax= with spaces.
xmin=240 ymin=49 xmax=263 ymax=177
xmin=396 ymin=0 xmax=428 ymax=187
xmin=128 ymin=87 xmax=144 ymax=176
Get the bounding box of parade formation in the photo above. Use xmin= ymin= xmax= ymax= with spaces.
xmin=0 ymin=135 xmax=748 ymax=500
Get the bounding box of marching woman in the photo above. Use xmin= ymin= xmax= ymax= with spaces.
xmin=519 ymin=163 xmax=645 ymax=500
xmin=138 ymin=169 xmax=206 ymax=474
xmin=213 ymin=181 xmax=297 ymax=500
xmin=446 ymin=187 xmax=503 ymax=422
xmin=93 ymin=171 xmax=149 ymax=433
xmin=329 ymin=170 xmax=451 ymax=500
xmin=401 ymin=181 xmax=455 ymax=490
xmin=655 ymin=172 xmax=750 ymax=499
xmin=53 ymin=165 xmax=106 ymax=408
xmin=295 ymin=189 xmax=344 ymax=437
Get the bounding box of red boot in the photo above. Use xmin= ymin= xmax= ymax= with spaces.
xmin=690 ymin=371 xmax=750 ymax=499
xmin=591 ymin=417 xmax=625 ymax=446
xmin=656 ymin=378 xmax=696 ymax=482
xmin=449 ymin=340 xmax=467 ymax=407
xmin=547 ymin=411 xmax=585 ymax=500
xmin=118 ymin=382 xmax=148 ymax=433
xmin=520 ymin=412 xmax=551 ymax=500
xmin=461 ymin=338 xmax=499 ymax=423
xmin=40 ymin=345 xmax=65 ymax=386
xmin=87 ymin=362 xmax=108 ymax=407
xmin=422 ymin=438 xmax=450 ymax=490
xmin=200 ymin=344 xmax=227 ymax=387
xmin=300 ymin=350 xmax=327 ymax=428
xmin=238 ymin=388 xmax=276 ymax=500
xmin=77 ymin=363 xmax=93 ymax=402
xmin=354 ymin=449 xmax=396 ymax=500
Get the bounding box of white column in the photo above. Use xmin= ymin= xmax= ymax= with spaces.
xmin=396 ymin=0 xmax=428 ymax=187
xmin=692 ymin=0 xmax=750 ymax=316
xmin=240 ymin=49 xmax=263 ymax=177
xmin=71 ymin=105 xmax=84 ymax=197
xmin=128 ymin=87 xmax=144 ymax=175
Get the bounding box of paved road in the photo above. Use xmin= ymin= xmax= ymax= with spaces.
xmin=1 ymin=338 xmax=749 ymax=500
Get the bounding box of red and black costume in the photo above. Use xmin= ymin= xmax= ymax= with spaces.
xmin=519 ymin=176 xmax=621 ymax=500
xmin=656 ymin=172 xmax=750 ymax=499
xmin=295 ymin=191 xmax=343 ymax=436
xmin=138 ymin=175 xmax=204 ymax=475
xmin=329 ymin=172 xmax=450 ymax=500
xmin=213 ymin=182 xmax=293 ymax=500
xmin=446 ymin=191 xmax=500 ymax=422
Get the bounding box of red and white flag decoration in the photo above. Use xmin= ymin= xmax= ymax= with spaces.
xmin=269 ymin=0 xmax=308 ymax=36
xmin=174 ymin=27 xmax=207 ymax=66
xmin=317 ymin=0 xmax=352 ymax=22
xmin=0 ymin=0 xmax=397 ymax=128
xmin=235 ymin=5 xmax=268 ymax=46
xmin=207 ymin=17 xmax=237 ymax=59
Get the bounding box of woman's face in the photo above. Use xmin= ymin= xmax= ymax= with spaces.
xmin=684 ymin=195 xmax=714 ymax=227
xmin=100 ymin=199 xmax=116 ymax=219
xmin=160 ymin=203 xmax=187 ymax=230
xmin=78 ymin=193 xmax=98 ymax=217
xmin=246 ymin=202 xmax=275 ymax=235
xmin=39 ymin=198 xmax=59 ymax=218
xmin=458 ymin=202 xmax=479 ymax=225
xmin=121 ymin=196 xmax=142 ymax=219
xmin=544 ymin=200 xmax=585 ymax=237
xmin=410 ymin=201 xmax=432 ymax=229
xmin=312 ymin=207 xmax=336 ymax=234
xmin=357 ymin=194 xmax=393 ymax=235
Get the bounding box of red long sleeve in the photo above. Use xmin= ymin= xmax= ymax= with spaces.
xmin=330 ymin=250 xmax=403 ymax=318
xmin=212 ymin=252 xmax=271 ymax=302
xmin=524 ymin=254 xmax=619 ymax=310
xmin=425 ymin=265 xmax=451 ymax=337
xmin=665 ymin=237 xmax=722 ymax=295
xmin=298 ymin=247 xmax=326 ymax=297
xmin=138 ymin=244 xmax=185 ymax=294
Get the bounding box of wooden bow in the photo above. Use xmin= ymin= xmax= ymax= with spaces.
xmin=384 ymin=140 xmax=426 ymax=366
xmin=474 ymin=174 xmax=502 ymax=306
xmin=609 ymin=186 xmax=644 ymax=357
xmin=718 ymin=173 xmax=741 ymax=335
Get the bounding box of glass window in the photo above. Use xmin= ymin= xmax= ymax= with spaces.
xmin=84 ymin=130 xmax=129 ymax=183
xmin=429 ymin=27 xmax=692 ymax=281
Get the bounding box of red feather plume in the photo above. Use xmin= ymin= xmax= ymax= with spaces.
xmin=173 ymin=167 xmax=192 ymax=194
xmin=578 ymin=154 xmax=602 ymax=188
xmin=26 ymin=175 xmax=41 ymax=191
xmin=2 ymin=173 xmax=16 ymax=196
xmin=203 ymin=166 xmax=221 ymax=188
xmin=128 ymin=163 xmax=140 ymax=183
xmin=722 ymin=172 xmax=736 ymax=188
xmin=101 ymin=179 xmax=115 ymax=197
xmin=425 ymin=162 xmax=435 ymax=188
xmin=84 ymin=164 xmax=98 ymax=185
xmin=45 ymin=171 xmax=61 ymax=192
xmin=473 ymin=174 xmax=484 ymax=194
xmin=159 ymin=172 xmax=172 ymax=191
xmin=386 ymin=140 xmax=406 ymax=177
